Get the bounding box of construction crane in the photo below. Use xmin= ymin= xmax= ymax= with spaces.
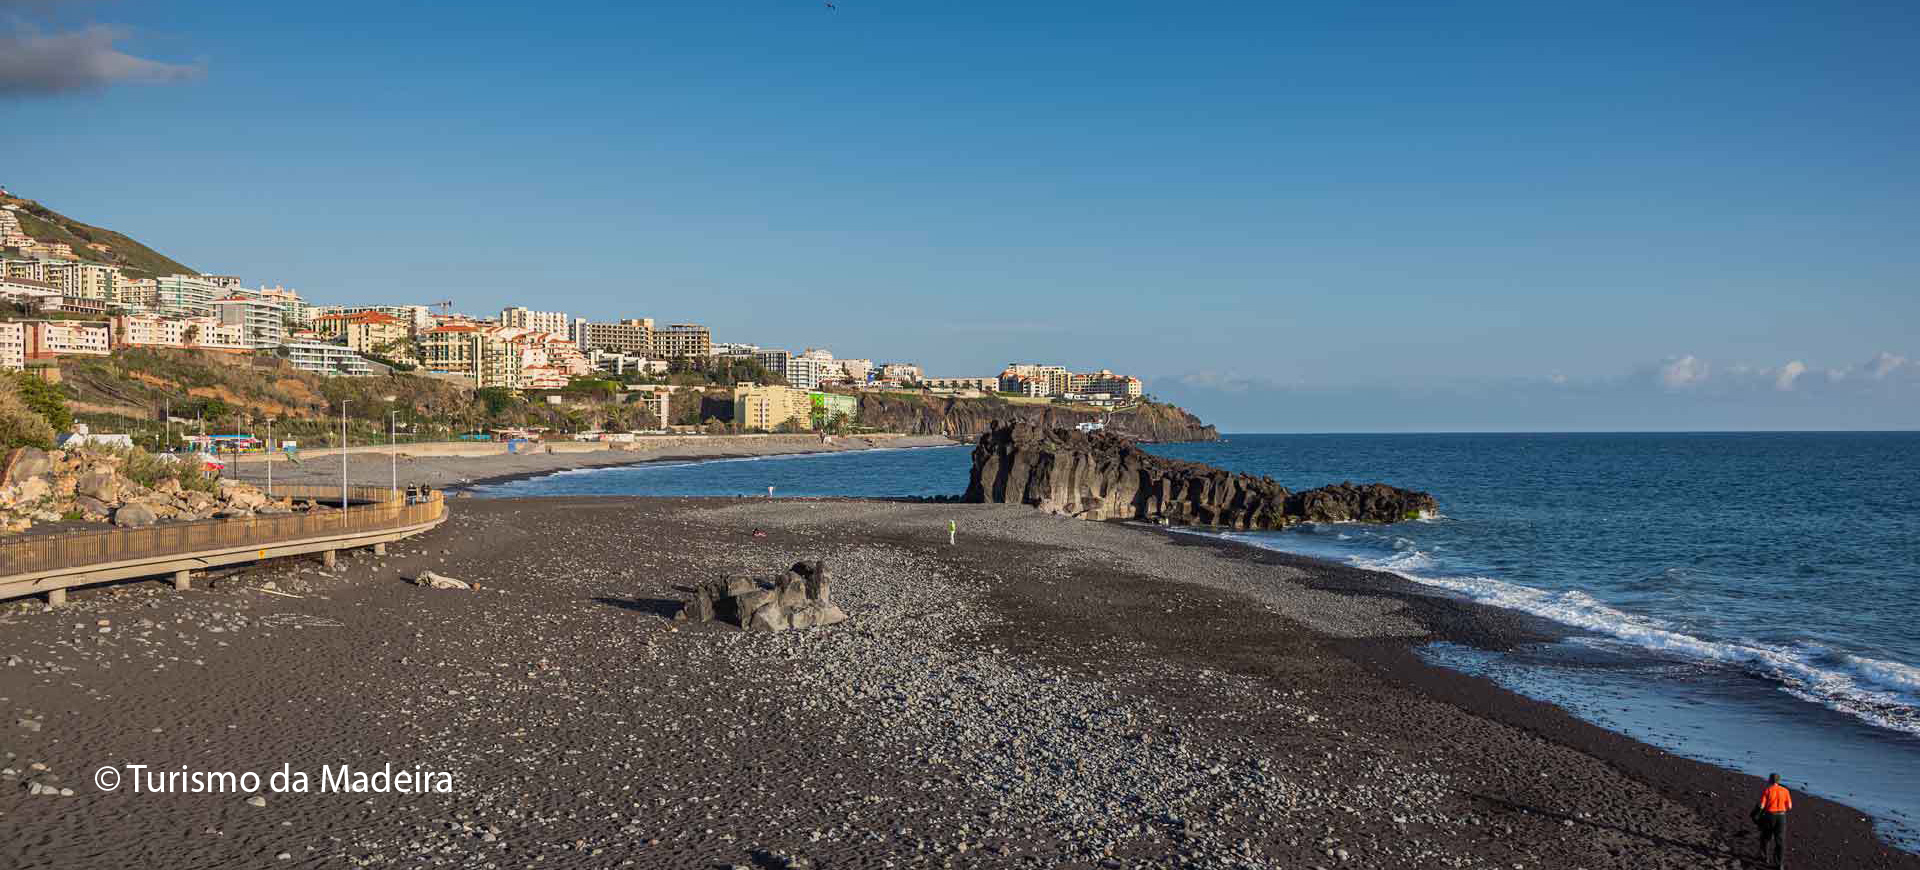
xmin=430 ymin=300 xmax=454 ymax=312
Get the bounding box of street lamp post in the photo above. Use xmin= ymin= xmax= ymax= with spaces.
xmin=340 ymin=401 xmax=350 ymax=521
xmin=265 ymin=418 xmax=273 ymax=497
xmin=389 ymin=410 xmax=399 ymax=500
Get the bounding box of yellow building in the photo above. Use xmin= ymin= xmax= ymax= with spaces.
xmin=314 ymin=311 xmax=413 ymax=361
xmin=733 ymin=384 xmax=811 ymax=431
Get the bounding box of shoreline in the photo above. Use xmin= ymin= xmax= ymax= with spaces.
xmin=455 ymin=438 xmax=970 ymax=490
xmin=2 ymin=496 xmax=1911 ymax=868
xmin=1151 ymin=526 xmax=1916 ymax=864
xmin=239 ymin=433 xmax=963 ymax=492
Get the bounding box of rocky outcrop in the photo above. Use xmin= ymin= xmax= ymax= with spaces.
xmin=0 ymin=446 xmax=299 ymax=535
xmin=963 ymin=422 xmax=1436 ymax=529
xmin=676 ymin=561 xmax=848 ymax=632
xmin=853 ymin=395 xmax=1219 ymax=443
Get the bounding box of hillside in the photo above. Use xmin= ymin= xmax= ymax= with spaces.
xmin=58 ymin=348 xmax=477 ymax=443
xmin=1 ymin=193 xmax=196 ymax=278
xmin=853 ymin=393 xmax=1218 ymax=442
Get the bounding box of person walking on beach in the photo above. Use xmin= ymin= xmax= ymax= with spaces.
xmin=1754 ymin=773 xmax=1792 ymax=867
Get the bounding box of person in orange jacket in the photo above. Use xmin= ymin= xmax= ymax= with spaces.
xmin=1755 ymin=773 xmax=1793 ymax=868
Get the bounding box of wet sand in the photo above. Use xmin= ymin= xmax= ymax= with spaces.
xmin=2 ymin=497 xmax=1912 ymax=868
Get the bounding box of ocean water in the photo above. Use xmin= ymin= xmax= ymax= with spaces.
xmin=476 ymin=433 xmax=1920 ymax=847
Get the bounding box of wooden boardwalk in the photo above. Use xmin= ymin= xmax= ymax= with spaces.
xmin=0 ymin=485 xmax=446 ymax=605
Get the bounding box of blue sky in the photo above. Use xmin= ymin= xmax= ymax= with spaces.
xmin=3 ymin=0 xmax=1916 ymax=431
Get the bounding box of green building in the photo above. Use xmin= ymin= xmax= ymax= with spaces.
xmin=808 ymin=391 xmax=858 ymax=429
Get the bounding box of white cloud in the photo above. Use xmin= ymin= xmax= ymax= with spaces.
xmin=1774 ymin=360 xmax=1807 ymax=391
xmin=1867 ymin=351 xmax=1908 ymax=380
xmin=1657 ymin=355 xmax=1709 ymax=390
xmin=0 ymin=25 xmax=203 ymax=98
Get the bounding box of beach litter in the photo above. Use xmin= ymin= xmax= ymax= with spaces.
xmin=413 ymin=571 xmax=473 ymax=591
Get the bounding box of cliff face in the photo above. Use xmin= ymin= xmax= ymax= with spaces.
xmin=963 ymin=422 xmax=1436 ymax=529
xmin=854 ymin=395 xmax=1218 ymax=442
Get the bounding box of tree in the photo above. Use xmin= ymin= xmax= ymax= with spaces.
xmin=12 ymin=373 xmax=73 ymax=432
xmin=182 ymin=324 xmax=201 ymax=346
xmin=475 ymin=387 xmax=520 ymax=418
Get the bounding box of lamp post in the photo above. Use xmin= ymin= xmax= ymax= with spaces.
xmin=265 ymin=417 xmax=273 ymax=497
xmin=340 ymin=400 xmax=350 ymax=521
xmin=389 ymin=409 xmax=399 ymax=500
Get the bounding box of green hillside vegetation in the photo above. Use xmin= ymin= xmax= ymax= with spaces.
xmin=2 ymin=195 xmax=196 ymax=278
xmin=55 ymin=349 xmax=688 ymax=447
xmin=59 ymin=349 xmax=479 ymax=447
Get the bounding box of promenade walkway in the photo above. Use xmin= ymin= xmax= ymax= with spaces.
xmin=0 ymin=485 xmax=446 ymax=606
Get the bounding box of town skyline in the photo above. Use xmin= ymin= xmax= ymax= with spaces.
xmin=4 ymin=0 xmax=1916 ymax=431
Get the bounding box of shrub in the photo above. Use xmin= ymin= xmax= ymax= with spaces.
xmin=11 ymin=373 xmax=72 ymax=432
xmin=106 ymin=445 xmax=219 ymax=494
xmin=0 ymin=377 xmax=56 ymax=449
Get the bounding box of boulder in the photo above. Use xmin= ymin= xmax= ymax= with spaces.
xmin=75 ymin=467 xmax=119 ymax=503
xmin=112 ymin=503 xmax=158 ymax=528
xmin=677 ymin=560 xmax=847 ymax=632
xmin=12 ymin=475 xmax=49 ymax=506
xmin=4 ymin=448 xmax=53 ymax=485
xmin=963 ymin=421 xmax=1436 ymax=530
xmin=747 ymin=603 xmax=790 ymax=632
xmin=73 ymin=495 xmax=111 ymax=518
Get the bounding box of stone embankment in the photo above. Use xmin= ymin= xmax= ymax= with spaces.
xmin=963 ymin=421 xmax=1436 ymax=529
xmin=0 ymin=446 xmax=303 ymax=534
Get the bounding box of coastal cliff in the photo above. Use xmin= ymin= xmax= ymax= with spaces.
xmin=854 ymin=394 xmax=1218 ymax=442
xmin=963 ymin=421 xmax=1435 ymax=529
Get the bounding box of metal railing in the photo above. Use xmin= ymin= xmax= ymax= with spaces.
xmin=0 ymin=485 xmax=444 ymax=578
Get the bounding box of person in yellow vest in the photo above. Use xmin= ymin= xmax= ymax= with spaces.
xmin=1754 ymin=773 xmax=1792 ymax=868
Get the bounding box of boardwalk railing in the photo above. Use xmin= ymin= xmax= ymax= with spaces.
xmin=0 ymin=485 xmax=444 ymax=581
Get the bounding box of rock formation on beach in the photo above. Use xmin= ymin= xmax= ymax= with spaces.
xmin=963 ymin=422 xmax=1437 ymax=529
xmin=677 ymin=560 xmax=848 ymax=632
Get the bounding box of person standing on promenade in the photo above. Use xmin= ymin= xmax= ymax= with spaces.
xmin=1754 ymin=773 xmax=1793 ymax=867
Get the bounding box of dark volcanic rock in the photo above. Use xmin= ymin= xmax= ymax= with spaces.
xmin=963 ymin=421 xmax=1436 ymax=529
xmin=677 ymin=561 xmax=847 ymax=631
xmin=852 ymin=394 xmax=1219 ymax=442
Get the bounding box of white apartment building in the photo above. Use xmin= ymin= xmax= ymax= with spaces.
xmin=0 ymin=276 xmax=61 ymax=308
xmin=154 ymin=274 xmax=222 ymax=317
xmin=256 ymin=286 xmax=311 ymax=327
xmin=279 ymin=341 xmax=374 ymax=377
xmin=112 ymin=314 xmax=249 ymax=350
xmin=21 ymin=320 xmax=111 ymax=359
xmin=114 ymin=276 xmax=158 ymax=310
xmin=0 ymin=321 xmax=24 ymax=370
xmin=500 ymin=307 xmax=570 ymax=335
xmin=785 ymin=355 xmax=839 ymax=391
xmin=9 ymin=259 xmax=120 ymax=300
xmin=213 ymin=295 xmax=287 ymax=348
